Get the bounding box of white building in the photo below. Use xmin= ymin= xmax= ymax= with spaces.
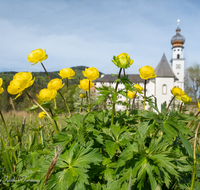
xmin=95 ymin=23 xmax=185 ymax=111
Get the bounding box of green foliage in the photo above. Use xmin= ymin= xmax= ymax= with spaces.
xmin=0 ymin=67 xmax=200 ymax=190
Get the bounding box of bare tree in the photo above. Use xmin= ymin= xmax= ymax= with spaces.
xmin=185 ymin=64 xmax=200 ymax=103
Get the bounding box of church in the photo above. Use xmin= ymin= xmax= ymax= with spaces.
xmin=95 ymin=22 xmax=185 ymax=111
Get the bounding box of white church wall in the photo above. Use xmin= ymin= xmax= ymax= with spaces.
xmin=155 ymin=77 xmax=174 ymax=109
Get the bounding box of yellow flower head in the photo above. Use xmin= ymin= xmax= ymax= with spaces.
xmin=82 ymin=67 xmax=99 ymax=81
xmin=127 ymin=91 xmax=136 ymax=99
xmin=79 ymin=93 xmax=86 ymax=98
xmin=47 ymin=78 xmax=64 ymax=91
xmin=171 ymin=86 xmax=184 ymax=96
xmin=59 ymin=68 xmax=75 ymax=79
xmin=0 ymin=78 xmax=4 ymax=94
xmin=112 ymin=53 xmax=134 ymax=69
xmin=7 ymin=72 xmax=35 ymax=99
xmin=198 ymin=102 xmax=200 ymax=111
xmin=28 ymin=49 xmax=48 ymax=65
xmin=181 ymin=94 xmax=192 ymax=104
xmin=38 ymin=111 xmax=46 ymax=119
xmin=133 ymin=84 xmax=143 ymax=94
xmin=78 ymin=79 xmax=94 ymax=91
xmin=36 ymin=88 xmax=57 ymax=102
xmin=139 ymin=65 xmax=157 ymax=80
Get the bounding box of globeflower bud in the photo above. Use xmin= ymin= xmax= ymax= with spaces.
xmin=133 ymin=84 xmax=143 ymax=94
xmin=112 ymin=53 xmax=134 ymax=69
xmin=38 ymin=111 xmax=46 ymax=119
xmin=127 ymin=91 xmax=136 ymax=99
xmin=36 ymin=88 xmax=57 ymax=102
xmin=139 ymin=65 xmax=157 ymax=80
xmin=0 ymin=78 xmax=4 ymax=94
xmin=47 ymin=78 xmax=64 ymax=91
xmin=79 ymin=93 xmax=86 ymax=98
xmin=28 ymin=49 xmax=48 ymax=65
xmin=59 ymin=68 xmax=75 ymax=79
xmin=82 ymin=67 xmax=99 ymax=81
xmin=78 ymin=79 xmax=94 ymax=91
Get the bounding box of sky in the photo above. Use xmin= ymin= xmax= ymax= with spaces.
xmin=0 ymin=0 xmax=200 ymax=74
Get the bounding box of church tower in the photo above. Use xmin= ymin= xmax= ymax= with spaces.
xmin=171 ymin=19 xmax=185 ymax=90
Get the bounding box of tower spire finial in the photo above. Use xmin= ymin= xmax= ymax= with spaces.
xmin=177 ymin=19 xmax=180 ymax=26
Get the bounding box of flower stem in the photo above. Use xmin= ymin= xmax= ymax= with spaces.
xmin=41 ymin=62 xmax=50 ymax=82
xmin=190 ymin=122 xmax=200 ymax=190
xmin=179 ymin=102 xmax=183 ymax=114
xmin=166 ymin=95 xmax=176 ymax=112
xmin=24 ymin=90 xmax=59 ymax=134
xmin=58 ymin=90 xmax=71 ymax=117
xmin=143 ymin=80 xmax=147 ymax=111
xmin=111 ymin=68 xmax=122 ymax=125
xmin=79 ymin=99 xmax=83 ymax=113
xmin=88 ymin=81 xmax=91 ymax=112
xmin=0 ymin=110 xmax=17 ymax=163
xmin=66 ymin=78 xmax=68 ymax=102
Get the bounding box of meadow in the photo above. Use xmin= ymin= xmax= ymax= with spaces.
xmin=0 ymin=50 xmax=200 ymax=190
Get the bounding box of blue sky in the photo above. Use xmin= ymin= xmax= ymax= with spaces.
xmin=0 ymin=0 xmax=199 ymax=74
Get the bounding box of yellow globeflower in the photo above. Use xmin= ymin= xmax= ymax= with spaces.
xmin=59 ymin=68 xmax=75 ymax=79
xmin=112 ymin=53 xmax=134 ymax=69
xmin=7 ymin=72 xmax=35 ymax=99
xmin=82 ymin=67 xmax=99 ymax=81
xmin=78 ymin=79 xmax=94 ymax=91
xmin=139 ymin=65 xmax=157 ymax=80
xmin=180 ymin=94 xmax=192 ymax=104
xmin=79 ymin=93 xmax=86 ymax=98
xmin=47 ymin=78 xmax=64 ymax=91
xmin=28 ymin=49 xmax=48 ymax=65
xmin=127 ymin=91 xmax=136 ymax=99
xmin=38 ymin=111 xmax=46 ymax=119
xmin=198 ymin=101 xmax=200 ymax=111
xmin=36 ymin=88 xmax=57 ymax=102
xmin=0 ymin=78 xmax=4 ymax=94
xmin=133 ymin=84 xmax=143 ymax=94
xmin=171 ymin=86 xmax=184 ymax=96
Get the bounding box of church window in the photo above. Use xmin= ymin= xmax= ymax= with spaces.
xmin=177 ymin=54 xmax=180 ymax=59
xmin=174 ymin=49 xmax=176 ymax=51
xmin=178 ymin=49 xmax=180 ymax=51
xmin=162 ymin=84 xmax=167 ymax=95
xmin=177 ymin=73 xmax=179 ymax=75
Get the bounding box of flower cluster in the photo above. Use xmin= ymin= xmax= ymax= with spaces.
xmin=7 ymin=72 xmax=35 ymax=99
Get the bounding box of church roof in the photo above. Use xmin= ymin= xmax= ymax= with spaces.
xmin=94 ymin=74 xmax=145 ymax=83
xmin=155 ymin=54 xmax=177 ymax=78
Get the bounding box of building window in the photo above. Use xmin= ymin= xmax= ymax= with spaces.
xmin=177 ymin=73 xmax=179 ymax=75
xmin=174 ymin=49 xmax=176 ymax=51
xmin=178 ymin=49 xmax=180 ymax=51
xmin=177 ymin=54 xmax=180 ymax=59
xmin=162 ymin=84 xmax=167 ymax=95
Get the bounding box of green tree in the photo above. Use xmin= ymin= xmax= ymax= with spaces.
xmin=185 ymin=64 xmax=200 ymax=103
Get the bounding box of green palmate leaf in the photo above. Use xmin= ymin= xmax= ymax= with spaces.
xmin=161 ymin=101 xmax=167 ymax=116
xmin=90 ymin=182 xmax=102 ymax=190
xmin=105 ymin=140 xmax=119 ymax=157
xmin=146 ymin=163 xmax=158 ymax=190
xmin=112 ymin=92 xmax=118 ymax=103
xmin=49 ymin=141 xmax=103 ymax=189
xmin=53 ymin=132 xmax=72 ymax=147
xmin=26 ymin=104 xmax=39 ymax=111
xmin=179 ymin=133 xmax=193 ymax=157
xmin=162 ymin=122 xmax=177 ymax=144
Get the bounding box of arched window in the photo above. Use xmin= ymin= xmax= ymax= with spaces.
xmin=162 ymin=84 xmax=167 ymax=95
xmin=177 ymin=54 xmax=180 ymax=59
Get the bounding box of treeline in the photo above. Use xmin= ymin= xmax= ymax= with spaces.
xmin=0 ymin=66 xmax=103 ymax=112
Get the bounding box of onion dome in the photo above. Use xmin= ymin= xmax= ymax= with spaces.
xmin=171 ymin=27 xmax=185 ymax=47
